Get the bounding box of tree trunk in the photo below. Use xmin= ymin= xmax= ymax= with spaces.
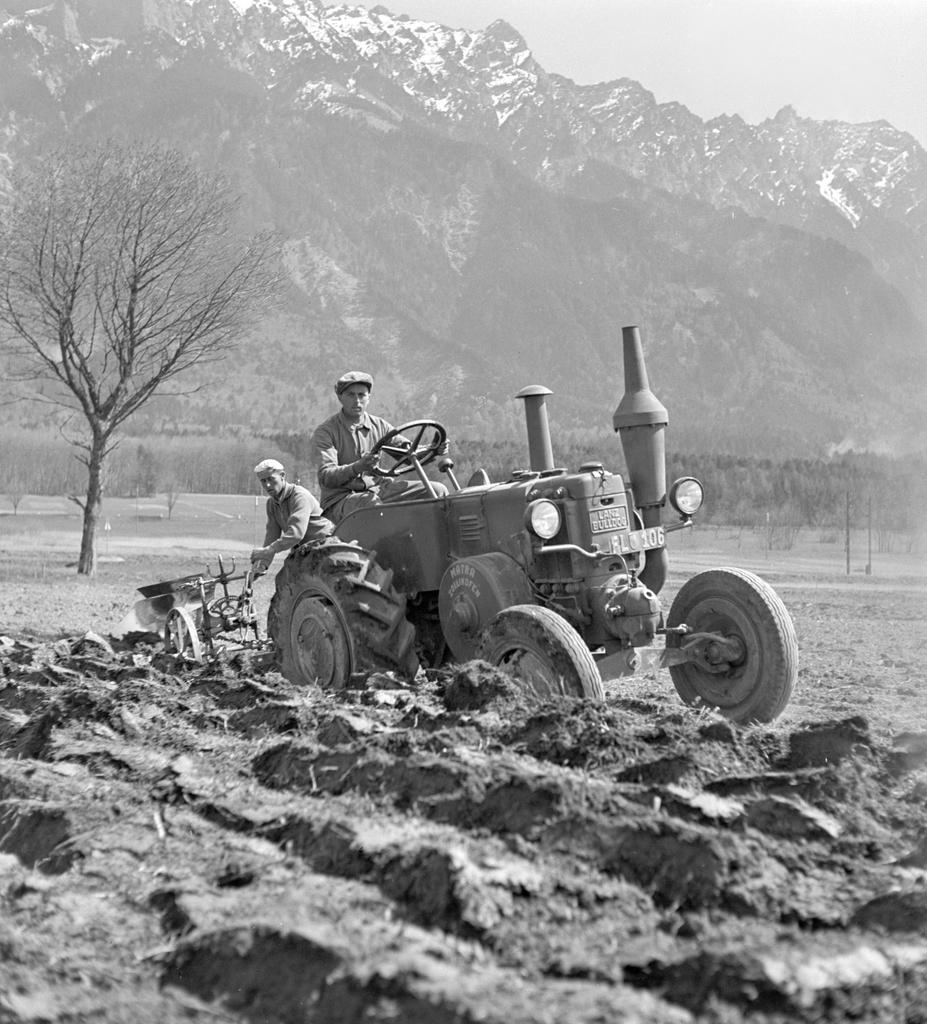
xmin=77 ymin=434 xmax=107 ymax=576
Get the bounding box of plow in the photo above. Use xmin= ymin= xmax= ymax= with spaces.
xmin=117 ymin=556 xmax=270 ymax=664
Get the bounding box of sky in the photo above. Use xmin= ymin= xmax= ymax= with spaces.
xmin=331 ymin=0 xmax=927 ymax=146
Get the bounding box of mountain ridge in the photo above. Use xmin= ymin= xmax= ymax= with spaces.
xmin=1 ymin=0 xmax=925 ymax=457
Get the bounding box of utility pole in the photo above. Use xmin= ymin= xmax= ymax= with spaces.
xmin=845 ymin=490 xmax=850 ymax=575
xmin=866 ymin=494 xmax=872 ymax=576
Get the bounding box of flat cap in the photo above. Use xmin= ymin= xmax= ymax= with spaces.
xmin=335 ymin=370 xmax=373 ymax=395
xmin=253 ymin=458 xmax=285 ymax=476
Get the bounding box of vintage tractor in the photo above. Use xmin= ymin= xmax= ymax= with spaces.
xmin=268 ymin=325 xmax=798 ymax=723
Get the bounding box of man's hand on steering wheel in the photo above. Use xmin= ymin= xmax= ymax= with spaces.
xmin=355 ymin=451 xmax=382 ymax=476
xmin=370 ymin=420 xmax=448 ymax=477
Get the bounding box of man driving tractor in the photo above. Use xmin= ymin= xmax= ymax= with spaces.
xmin=311 ymin=370 xmax=448 ymax=524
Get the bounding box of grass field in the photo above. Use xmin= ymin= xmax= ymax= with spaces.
xmin=2 ymin=490 xmax=923 ymax=572
xmin=0 ymin=492 xmax=266 ymax=551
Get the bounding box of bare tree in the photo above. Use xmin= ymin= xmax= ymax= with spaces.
xmin=7 ymin=482 xmax=25 ymax=515
xmin=0 ymin=141 xmax=276 ymax=574
xmin=163 ymin=478 xmax=183 ymax=520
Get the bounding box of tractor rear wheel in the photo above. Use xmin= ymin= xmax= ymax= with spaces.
xmin=475 ymin=604 xmax=604 ymax=700
xmin=268 ymin=539 xmax=419 ymax=689
xmin=666 ymin=567 xmax=797 ymax=724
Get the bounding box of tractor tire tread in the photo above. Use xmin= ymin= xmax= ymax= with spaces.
xmin=269 ymin=538 xmax=418 ymax=685
xmin=667 ymin=565 xmax=797 ymax=724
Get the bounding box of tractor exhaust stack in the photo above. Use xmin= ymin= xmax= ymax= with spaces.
xmin=515 ymin=385 xmax=555 ymax=472
xmin=613 ymin=325 xmax=668 ymax=593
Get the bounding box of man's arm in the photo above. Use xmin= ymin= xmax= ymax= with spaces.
xmin=313 ymin=422 xmax=379 ymax=488
xmin=266 ymin=489 xmax=314 ymax=555
xmin=251 ymin=490 xmax=314 ymax=568
xmin=263 ymin=497 xmax=280 ymax=548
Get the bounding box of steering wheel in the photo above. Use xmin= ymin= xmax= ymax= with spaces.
xmin=370 ymin=420 xmax=448 ymax=478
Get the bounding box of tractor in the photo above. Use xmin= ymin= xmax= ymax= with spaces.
xmin=267 ymin=325 xmax=798 ymax=723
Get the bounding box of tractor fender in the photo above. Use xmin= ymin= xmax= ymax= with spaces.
xmin=438 ymin=552 xmax=534 ymax=663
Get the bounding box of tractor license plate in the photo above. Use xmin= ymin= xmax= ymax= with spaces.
xmin=604 ymin=526 xmax=665 ymax=555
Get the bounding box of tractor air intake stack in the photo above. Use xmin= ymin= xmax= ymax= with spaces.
xmin=515 ymin=385 xmax=555 ymax=472
xmin=613 ymin=325 xmax=668 ymax=593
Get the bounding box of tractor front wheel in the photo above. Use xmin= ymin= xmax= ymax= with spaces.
xmin=475 ymin=604 xmax=604 ymax=700
xmin=268 ymin=539 xmax=418 ymax=689
xmin=666 ymin=567 xmax=798 ymax=724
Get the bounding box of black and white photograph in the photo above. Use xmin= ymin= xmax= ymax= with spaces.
xmin=1 ymin=0 xmax=925 ymax=1019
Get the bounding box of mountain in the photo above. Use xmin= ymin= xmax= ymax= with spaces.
xmin=1 ymin=0 xmax=925 ymax=457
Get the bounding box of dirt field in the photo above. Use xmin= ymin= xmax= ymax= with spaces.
xmin=1 ymin=513 xmax=926 ymax=1023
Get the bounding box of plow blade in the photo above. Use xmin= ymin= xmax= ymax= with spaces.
xmin=113 ymin=574 xmax=215 ymax=638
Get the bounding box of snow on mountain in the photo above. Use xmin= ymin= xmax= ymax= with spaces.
xmin=818 ymin=168 xmax=861 ymax=228
xmin=4 ymin=0 xmax=923 ymax=195
xmin=2 ymin=0 xmax=925 ymax=294
xmin=177 ymin=0 xmax=926 ymax=258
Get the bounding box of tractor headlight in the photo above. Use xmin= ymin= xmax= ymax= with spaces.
xmin=669 ymin=477 xmax=704 ymax=517
xmin=526 ymin=499 xmax=561 ymax=540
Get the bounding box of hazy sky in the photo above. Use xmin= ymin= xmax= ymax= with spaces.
xmin=333 ymin=0 xmax=927 ymax=146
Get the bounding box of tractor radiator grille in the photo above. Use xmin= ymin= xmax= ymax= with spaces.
xmin=457 ymin=514 xmax=485 ymax=553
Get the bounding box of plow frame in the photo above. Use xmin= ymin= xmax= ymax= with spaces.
xmin=162 ymin=556 xmax=268 ymax=663
xmin=119 ymin=556 xmax=271 ymax=664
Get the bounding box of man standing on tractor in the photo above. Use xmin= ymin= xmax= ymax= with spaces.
xmin=250 ymin=459 xmax=335 ymax=573
xmin=311 ymin=370 xmax=448 ymax=524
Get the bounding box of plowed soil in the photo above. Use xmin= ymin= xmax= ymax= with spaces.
xmin=1 ymin=550 xmax=926 ymax=1024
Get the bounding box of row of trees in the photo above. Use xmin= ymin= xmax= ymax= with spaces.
xmin=3 ymin=426 xmax=923 ymax=545
xmin=0 ymin=141 xmax=276 ymax=574
xmin=0 ymin=430 xmax=287 ymax=503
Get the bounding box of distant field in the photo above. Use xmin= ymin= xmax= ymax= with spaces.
xmin=0 ymin=492 xmax=923 ymax=582
xmin=668 ymin=519 xmax=925 ymax=585
xmin=0 ymin=492 xmax=264 ymax=552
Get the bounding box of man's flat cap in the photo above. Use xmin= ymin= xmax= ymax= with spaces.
xmin=254 ymin=458 xmax=285 ymax=476
xmin=335 ymin=370 xmax=373 ymax=395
